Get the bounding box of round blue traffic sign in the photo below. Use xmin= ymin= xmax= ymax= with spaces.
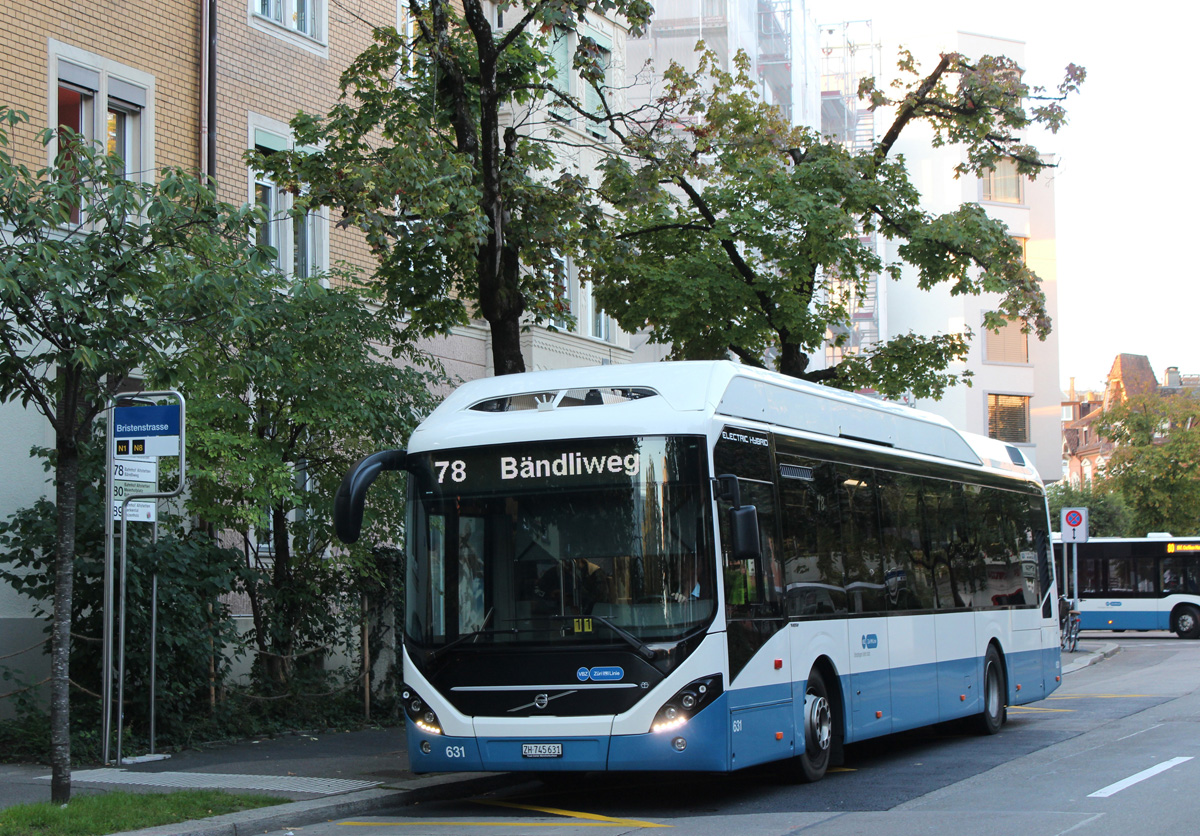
xmin=1065 ymin=510 xmax=1083 ymax=528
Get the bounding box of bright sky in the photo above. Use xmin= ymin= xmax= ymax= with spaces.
xmin=806 ymin=0 xmax=1200 ymax=394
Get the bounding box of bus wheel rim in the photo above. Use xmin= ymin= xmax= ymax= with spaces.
xmin=806 ymin=692 xmax=831 ymax=752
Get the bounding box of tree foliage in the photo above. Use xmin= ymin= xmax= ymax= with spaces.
xmin=1093 ymin=395 xmax=1200 ymax=536
xmin=0 ymin=434 xmax=250 ymax=743
xmin=152 ymin=273 xmax=447 ymax=693
xmin=252 ymin=0 xmax=653 ymax=376
xmin=589 ymin=48 xmax=1084 ymax=396
xmin=1045 ymin=482 xmax=1131 ymax=538
xmin=0 ymin=107 xmax=273 ymax=801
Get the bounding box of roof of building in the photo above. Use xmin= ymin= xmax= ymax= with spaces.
xmin=1103 ymin=354 xmax=1158 ymax=409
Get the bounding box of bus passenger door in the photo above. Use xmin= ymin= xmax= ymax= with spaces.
xmin=714 ymin=429 xmax=794 ymax=768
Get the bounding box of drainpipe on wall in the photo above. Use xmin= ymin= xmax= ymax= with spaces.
xmin=200 ymin=0 xmax=218 ymax=186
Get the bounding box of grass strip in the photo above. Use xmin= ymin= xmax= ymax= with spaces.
xmin=0 ymin=788 xmax=287 ymax=836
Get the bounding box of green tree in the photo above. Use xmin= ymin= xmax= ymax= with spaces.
xmin=252 ymin=0 xmax=653 ymax=376
xmin=1045 ymin=482 xmax=1131 ymax=537
xmin=589 ymin=49 xmax=1084 ymax=396
xmin=154 ymin=274 xmax=446 ymax=694
xmin=1093 ymin=395 xmax=1200 ymax=536
xmin=0 ymin=432 xmax=250 ymax=746
xmin=0 ymin=107 xmax=272 ymax=801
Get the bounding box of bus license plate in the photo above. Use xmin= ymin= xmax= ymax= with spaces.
xmin=521 ymin=743 xmax=562 ymax=758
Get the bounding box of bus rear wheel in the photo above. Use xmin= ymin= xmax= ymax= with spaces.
xmin=794 ymin=668 xmax=833 ymax=783
xmin=975 ymin=646 xmax=1006 ymax=735
xmin=1174 ymin=605 xmax=1200 ymax=639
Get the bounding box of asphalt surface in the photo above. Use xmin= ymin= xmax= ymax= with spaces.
xmin=0 ymin=641 xmax=1117 ymax=836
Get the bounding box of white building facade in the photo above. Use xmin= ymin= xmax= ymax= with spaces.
xmin=819 ymin=27 xmax=1063 ymax=483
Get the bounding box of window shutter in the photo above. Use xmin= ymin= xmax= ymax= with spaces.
xmin=988 ymin=395 xmax=1030 ymax=443
xmin=985 ymin=319 xmax=1028 ymax=363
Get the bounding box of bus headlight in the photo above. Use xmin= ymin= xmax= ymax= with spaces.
xmin=652 ymin=675 xmax=722 ymax=734
xmin=401 ymin=685 xmax=443 ymax=736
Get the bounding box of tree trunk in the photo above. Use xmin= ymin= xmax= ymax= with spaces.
xmin=50 ymin=438 xmax=79 ymax=803
xmin=777 ymin=342 xmax=810 ymax=380
xmin=489 ymin=313 xmax=524 ymax=376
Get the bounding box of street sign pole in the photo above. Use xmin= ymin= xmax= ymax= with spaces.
xmin=101 ymin=396 xmax=155 ymax=765
xmin=102 ymin=391 xmax=186 ymax=765
xmin=1061 ymin=507 xmax=1089 ymax=605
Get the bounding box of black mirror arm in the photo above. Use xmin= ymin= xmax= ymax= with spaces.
xmin=333 ymin=449 xmax=407 ymax=544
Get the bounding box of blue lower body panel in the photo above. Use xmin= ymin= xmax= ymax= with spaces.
xmin=407 ymin=646 xmax=1058 ymax=774
xmin=1080 ymin=609 xmax=1166 ymax=630
xmin=408 ymin=694 xmax=732 ymax=774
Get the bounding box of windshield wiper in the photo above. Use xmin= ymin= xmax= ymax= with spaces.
xmin=544 ymin=614 xmax=657 ymax=660
xmin=429 ymin=609 xmax=506 ymax=661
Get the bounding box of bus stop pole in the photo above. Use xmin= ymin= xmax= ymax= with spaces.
xmin=1072 ymin=542 xmax=1079 ymax=604
xmin=1062 ymin=548 xmax=1069 ymax=600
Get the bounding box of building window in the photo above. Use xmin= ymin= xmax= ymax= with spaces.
xmin=984 ymin=318 xmax=1028 ymax=364
xmin=255 ymin=0 xmax=321 ymax=40
xmin=549 ymin=28 xmax=572 ymax=123
xmin=582 ymin=30 xmax=612 ymax=140
xmin=396 ymin=1 xmax=422 ymax=80
xmin=51 ymin=44 xmax=153 ymax=221
xmin=1061 ymin=405 xmax=1074 ymax=422
xmin=988 ymin=394 xmax=1030 ymax=443
xmin=252 ymin=127 xmax=326 ymax=280
xmin=981 ymin=158 xmax=1023 ymax=204
xmin=549 ymin=253 xmax=575 ymax=331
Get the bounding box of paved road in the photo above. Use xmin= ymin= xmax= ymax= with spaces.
xmin=252 ymin=634 xmax=1200 ymax=835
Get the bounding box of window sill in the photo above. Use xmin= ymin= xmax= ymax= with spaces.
xmin=249 ymin=13 xmax=329 ymax=58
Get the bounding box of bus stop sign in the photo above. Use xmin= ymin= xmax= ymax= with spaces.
xmin=1062 ymin=507 xmax=1089 ymax=543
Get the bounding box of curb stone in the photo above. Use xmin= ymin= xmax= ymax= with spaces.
xmin=105 ymin=772 xmax=524 ymax=836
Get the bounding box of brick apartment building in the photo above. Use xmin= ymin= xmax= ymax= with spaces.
xmin=1061 ymin=354 xmax=1199 ymax=486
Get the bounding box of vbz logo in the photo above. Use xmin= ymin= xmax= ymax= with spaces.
xmin=861 ymin=633 xmax=879 ymax=650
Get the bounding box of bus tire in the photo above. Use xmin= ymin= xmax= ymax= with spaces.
xmin=1174 ymin=605 xmax=1200 ymax=639
xmin=975 ymin=646 xmax=1006 ymax=735
xmin=795 ymin=668 xmax=833 ymax=783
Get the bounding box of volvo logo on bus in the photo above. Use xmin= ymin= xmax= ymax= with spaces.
xmin=534 ymin=694 xmax=549 ymax=709
xmin=862 ymin=633 xmax=879 ymax=650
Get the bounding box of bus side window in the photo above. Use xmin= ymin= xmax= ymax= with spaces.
xmin=779 ymin=459 xmax=848 ymax=616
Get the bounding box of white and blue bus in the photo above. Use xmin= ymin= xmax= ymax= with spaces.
xmin=1054 ymin=536 xmax=1200 ymax=638
xmin=335 ymin=361 xmax=1061 ymax=781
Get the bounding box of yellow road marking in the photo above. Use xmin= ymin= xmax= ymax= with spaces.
xmin=477 ymin=800 xmax=670 ymax=828
xmin=340 ymin=822 xmax=633 ymax=828
xmin=1009 ymin=705 xmax=1074 ymax=713
xmin=828 ymin=766 xmax=857 ymax=772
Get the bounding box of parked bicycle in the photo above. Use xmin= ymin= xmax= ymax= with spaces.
xmin=1060 ymin=598 xmax=1081 ymax=653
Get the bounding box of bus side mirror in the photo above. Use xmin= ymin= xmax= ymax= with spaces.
xmin=714 ymin=474 xmax=760 ymax=561
xmin=333 ymin=449 xmax=407 ymax=544
xmin=729 ymin=505 xmax=761 ymax=562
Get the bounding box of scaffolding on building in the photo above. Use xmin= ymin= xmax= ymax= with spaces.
xmin=640 ymin=1 xmax=799 ymax=126
xmin=819 ymin=20 xmax=883 ymax=370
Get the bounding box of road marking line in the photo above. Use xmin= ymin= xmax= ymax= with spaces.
xmin=1048 ymin=694 xmax=1157 ymax=700
xmin=1088 ymin=756 xmax=1193 ymax=798
xmin=478 ymin=800 xmax=670 ymax=828
xmin=1117 ymin=724 xmax=1163 ymax=741
xmin=1009 ymin=706 xmax=1074 ymax=713
xmin=1055 ymin=813 xmax=1106 ymax=835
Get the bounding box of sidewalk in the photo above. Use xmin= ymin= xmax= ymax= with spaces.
xmin=0 ymin=726 xmax=520 ymax=836
xmin=1 ymin=642 xmax=1119 ymax=835
xmin=1061 ymin=639 xmax=1119 ymax=675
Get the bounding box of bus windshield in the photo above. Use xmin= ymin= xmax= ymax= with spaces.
xmin=405 ymin=436 xmax=714 ymax=650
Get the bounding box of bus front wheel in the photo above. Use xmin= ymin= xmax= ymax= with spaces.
xmin=1174 ymin=605 xmax=1200 ymax=639
xmin=975 ymin=646 xmax=1006 ymax=735
xmin=794 ymin=668 xmax=833 ymax=783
